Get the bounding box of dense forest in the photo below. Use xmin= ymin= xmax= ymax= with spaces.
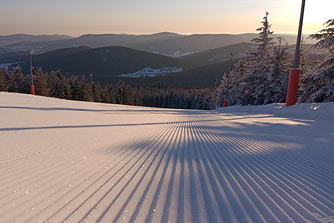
xmin=0 ymin=68 xmax=216 ymax=110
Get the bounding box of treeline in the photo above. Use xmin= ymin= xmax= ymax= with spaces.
xmin=0 ymin=68 xmax=216 ymax=110
xmin=217 ymin=14 xmax=333 ymax=106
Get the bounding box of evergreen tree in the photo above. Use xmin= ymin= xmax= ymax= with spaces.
xmin=244 ymin=12 xmax=275 ymax=105
xmin=71 ymin=76 xmax=90 ymax=101
xmin=48 ymin=71 xmax=71 ymax=99
xmin=35 ymin=69 xmax=50 ymax=96
xmin=92 ymin=83 xmax=102 ymax=102
xmin=133 ymin=88 xmax=143 ymax=106
xmin=225 ymin=57 xmax=250 ymax=105
xmin=0 ymin=69 xmax=8 ymax=91
xmin=248 ymin=12 xmax=274 ymax=72
xmin=117 ymin=80 xmax=125 ymax=104
xmin=217 ymin=12 xmax=291 ymax=106
xmin=265 ymin=38 xmax=290 ymax=103
xmin=7 ymin=68 xmax=28 ymax=93
xmin=299 ymin=19 xmax=334 ymax=102
xmin=310 ymin=19 xmax=334 ymax=56
xmin=217 ymin=73 xmax=228 ymax=106
xmin=103 ymin=84 xmax=115 ymax=103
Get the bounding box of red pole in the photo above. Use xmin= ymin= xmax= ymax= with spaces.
xmin=224 ymin=100 xmax=228 ymax=107
xmin=31 ymin=85 xmax=35 ymax=95
xmin=286 ymin=0 xmax=305 ymax=106
xmin=286 ymin=69 xmax=299 ymax=106
xmin=29 ymin=49 xmax=35 ymax=95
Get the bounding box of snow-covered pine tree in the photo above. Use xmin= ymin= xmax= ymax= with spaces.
xmin=221 ymin=57 xmax=249 ymax=105
xmin=311 ymin=19 xmax=334 ymax=56
xmin=216 ymin=50 xmax=254 ymax=106
xmin=218 ymin=12 xmax=292 ymax=106
xmin=265 ymin=37 xmax=290 ymax=103
xmin=250 ymin=12 xmax=274 ymax=60
xmin=216 ymin=73 xmax=227 ymax=106
xmin=299 ymin=19 xmax=334 ymax=102
xmin=237 ymin=12 xmax=276 ymax=105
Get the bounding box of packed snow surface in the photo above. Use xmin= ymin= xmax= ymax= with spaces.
xmin=0 ymin=92 xmax=333 ymax=223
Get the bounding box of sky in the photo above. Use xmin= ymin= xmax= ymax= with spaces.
xmin=0 ymin=0 xmax=333 ymax=36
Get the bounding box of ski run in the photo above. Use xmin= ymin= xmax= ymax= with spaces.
xmin=0 ymin=92 xmax=333 ymax=223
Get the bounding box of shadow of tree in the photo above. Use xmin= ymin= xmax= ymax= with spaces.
xmin=0 ymin=106 xmax=212 ymax=115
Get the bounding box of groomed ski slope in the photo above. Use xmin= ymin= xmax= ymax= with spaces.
xmin=0 ymin=92 xmax=333 ymax=223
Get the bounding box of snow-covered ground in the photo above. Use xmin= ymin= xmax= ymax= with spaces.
xmin=165 ymin=51 xmax=193 ymax=58
xmin=119 ymin=67 xmax=183 ymax=78
xmin=0 ymin=92 xmax=333 ymax=223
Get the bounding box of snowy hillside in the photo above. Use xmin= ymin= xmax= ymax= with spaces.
xmin=0 ymin=92 xmax=333 ymax=223
xmin=119 ymin=67 xmax=183 ymax=78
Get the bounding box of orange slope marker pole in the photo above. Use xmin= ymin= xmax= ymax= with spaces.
xmin=286 ymin=0 xmax=305 ymax=106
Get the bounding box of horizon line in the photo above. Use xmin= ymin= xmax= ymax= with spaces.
xmin=0 ymin=31 xmax=314 ymax=38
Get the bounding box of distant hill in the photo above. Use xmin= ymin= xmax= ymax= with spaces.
xmin=129 ymin=33 xmax=315 ymax=56
xmin=0 ymin=46 xmax=91 ymax=65
xmin=178 ymin=42 xmax=326 ymax=70
xmin=287 ymin=44 xmax=327 ymax=55
xmin=21 ymin=46 xmax=181 ymax=79
xmin=0 ymin=34 xmax=73 ymax=46
xmin=33 ymin=46 xmax=91 ymax=61
xmin=3 ymin=32 xmax=182 ymax=54
xmin=0 ymin=51 xmax=27 ymax=64
xmin=130 ymin=34 xmax=257 ymax=56
xmin=0 ymin=47 xmax=11 ymax=54
xmin=179 ymin=42 xmax=254 ymax=69
xmin=1 ymin=32 xmax=315 ymax=56
xmin=15 ymin=44 xmax=236 ymax=86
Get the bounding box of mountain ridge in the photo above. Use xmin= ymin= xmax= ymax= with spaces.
xmin=0 ymin=32 xmax=316 ymax=55
xmin=23 ymin=46 xmax=181 ymax=79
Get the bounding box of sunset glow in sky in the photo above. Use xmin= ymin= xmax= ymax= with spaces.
xmin=0 ymin=0 xmax=333 ymax=36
